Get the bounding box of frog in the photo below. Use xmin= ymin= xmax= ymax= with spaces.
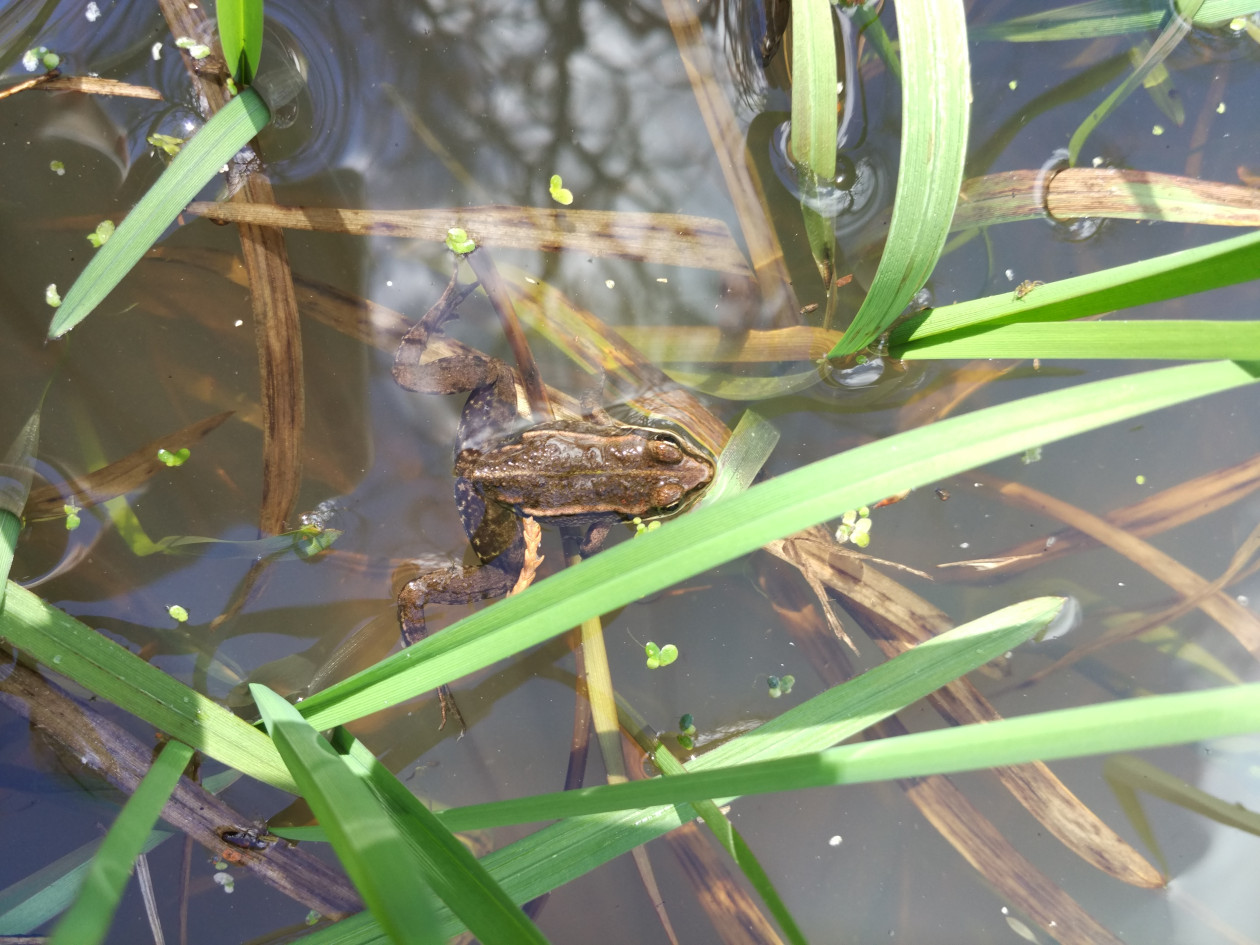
xmin=392 ymin=279 xmax=716 ymax=663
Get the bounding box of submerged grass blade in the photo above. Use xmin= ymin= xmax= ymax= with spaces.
xmin=1067 ymin=0 xmax=1202 ymax=166
xmin=973 ymin=0 xmax=1247 ymax=42
xmin=652 ymin=747 xmax=809 ymax=945
xmin=830 ymin=0 xmax=970 ymax=356
xmin=0 ymin=407 xmax=40 ymax=595
xmin=296 ymin=361 xmax=1259 ymax=730
xmin=186 ymin=202 xmax=754 ymax=276
xmin=23 ymin=411 xmax=232 ymax=522
xmin=48 ymin=741 xmax=193 ymax=945
xmin=48 ymin=89 xmax=270 ymax=339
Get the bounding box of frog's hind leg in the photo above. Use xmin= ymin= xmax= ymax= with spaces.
xmin=397 ymin=558 xmax=519 ymax=647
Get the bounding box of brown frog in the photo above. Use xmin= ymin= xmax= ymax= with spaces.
xmin=392 ymin=285 xmax=715 ymax=658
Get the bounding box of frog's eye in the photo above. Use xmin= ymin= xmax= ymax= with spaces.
xmin=646 ymin=434 xmax=684 ymax=465
xmin=652 ymin=482 xmax=685 ymax=509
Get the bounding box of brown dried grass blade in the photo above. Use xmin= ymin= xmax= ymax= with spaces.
xmin=993 ymin=479 xmax=1260 ymax=659
xmin=900 ymin=758 xmax=1126 ymax=945
xmin=185 ymin=202 xmax=753 ymax=277
xmin=768 ymin=528 xmax=1166 ymax=890
xmin=1022 ymin=518 xmax=1260 ymax=688
xmin=464 ymin=249 xmax=550 ymax=417
xmin=664 ymin=822 xmax=786 ymax=945
xmin=758 ymin=534 xmax=1138 ymax=940
xmin=24 ymin=411 xmax=233 ymax=521
xmin=658 ymin=0 xmax=798 ymax=319
xmin=149 ymin=246 xmax=412 ymax=353
xmin=157 ymin=0 xmax=304 ymax=537
xmin=956 ymin=167 xmax=1260 ymax=230
xmin=940 ymin=455 xmax=1260 ymax=580
xmin=33 ymin=75 xmax=164 ymax=100
xmin=235 ymin=184 xmax=305 ymax=535
xmin=505 ymin=271 xmax=730 ymax=456
xmin=615 ymin=325 xmax=839 ymax=366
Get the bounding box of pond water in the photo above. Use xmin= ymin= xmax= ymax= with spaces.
xmin=3 ymin=0 xmax=1260 ymax=942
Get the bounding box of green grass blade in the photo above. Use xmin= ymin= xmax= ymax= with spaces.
xmin=790 ymin=0 xmax=837 ymax=182
xmin=291 ymin=595 xmax=1061 ymax=945
xmin=0 ymin=582 xmax=294 ymax=791
xmin=830 ymin=0 xmax=970 ymax=356
xmin=0 ymin=408 xmax=41 ymax=597
xmin=328 ymin=728 xmax=552 ymax=945
xmin=48 ymin=741 xmax=193 ymax=945
xmin=48 ymin=89 xmax=270 ymax=339
xmin=438 ymin=684 xmax=1260 ymax=828
xmin=296 ymin=361 xmax=1258 ymax=731
xmin=889 ymin=227 xmax=1260 ymax=351
xmin=215 ymin=0 xmax=264 ymax=84
xmin=972 ymin=0 xmax=1253 ymax=42
xmin=896 ymin=320 xmax=1260 ymax=361
xmin=652 ymin=748 xmax=809 ymax=945
xmin=438 ymin=596 xmax=1061 ymax=830
xmin=252 ymin=686 xmax=549 ymax=945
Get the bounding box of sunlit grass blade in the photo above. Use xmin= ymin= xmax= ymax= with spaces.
xmin=896 ymin=320 xmax=1260 ymax=360
xmin=289 ymin=595 xmax=1061 ymax=945
xmin=47 ymin=741 xmax=193 ymax=945
xmin=295 ymin=361 xmax=1258 ymax=731
xmin=889 ymin=226 xmax=1260 ymax=352
xmin=438 ymin=684 xmax=1260 ymax=828
xmin=48 ymin=88 xmax=270 ymax=339
xmin=328 ymin=725 xmax=553 ymax=945
xmin=0 ymin=582 xmax=294 ymax=791
xmin=215 ymin=0 xmax=263 ymax=84
xmin=694 ymin=410 xmax=780 ymax=508
xmin=5 ymin=364 xmax=1258 ymax=808
xmin=790 ymin=0 xmax=837 ymax=182
xmin=252 ymin=686 xmax=444 ymax=945
xmin=830 ymin=0 xmax=969 ymax=356
xmin=651 ymin=747 xmax=808 ymax=945
xmin=252 ymin=686 xmax=550 ymax=945
xmin=1067 ymin=0 xmax=1202 ymax=166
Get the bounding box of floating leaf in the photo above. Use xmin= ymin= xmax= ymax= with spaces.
xmin=645 ymin=642 xmax=678 ymax=669
xmin=548 ymin=174 xmax=573 ymax=205
xmin=156 ymin=447 xmax=190 ymax=467
xmin=445 ymin=227 xmax=476 ymax=254
xmin=86 ymin=220 xmax=115 ymax=248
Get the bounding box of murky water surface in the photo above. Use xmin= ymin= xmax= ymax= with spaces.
xmin=3 ymin=0 xmax=1260 ymax=941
